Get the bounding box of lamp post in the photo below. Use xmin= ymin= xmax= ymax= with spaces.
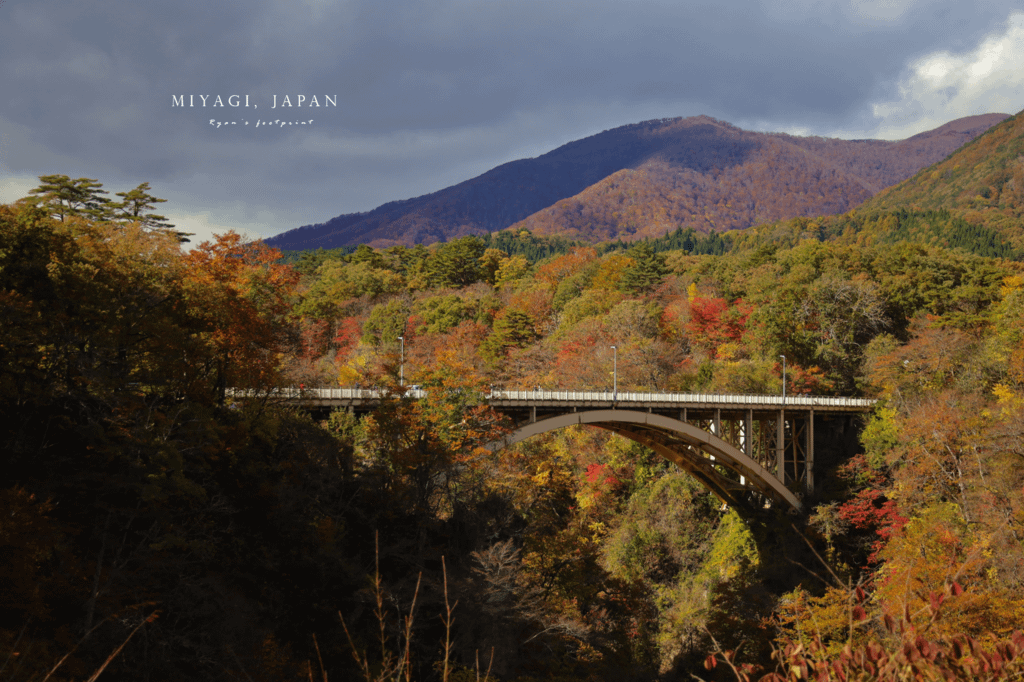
xmin=611 ymin=345 xmax=617 ymax=402
xmin=779 ymin=354 xmax=786 ymax=404
xmin=399 ymin=336 xmax=405 ymax=387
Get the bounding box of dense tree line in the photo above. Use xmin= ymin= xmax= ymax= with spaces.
xmin=731 ymin=208 xmax=1022 ymax=262
xmin=602 ymin=226 xmax=734 ymax=257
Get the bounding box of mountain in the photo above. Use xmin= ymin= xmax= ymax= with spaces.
xmin=832 ymin=110 xmax=1024 ymax=257
xmin=726 ymin=110 xmax=1024 ymax=260
xmin=266 ymin=114 xmax=1008 ymax=250
xmin=509 ymin=114 xmax=1010 ymax=242
xmin=858 ymin=111 xmax=1024 ymax=248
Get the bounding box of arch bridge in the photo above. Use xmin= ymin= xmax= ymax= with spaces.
xmin=248 ymin=388 xmax=875 ymax=514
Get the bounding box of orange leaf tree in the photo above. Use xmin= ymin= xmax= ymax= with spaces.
xmin=183 ymin=232 xmax=299 ymax=398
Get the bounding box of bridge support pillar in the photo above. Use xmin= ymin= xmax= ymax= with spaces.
xmin=530 ymin=406 xmax=536 ymax=423
xmin=744 ymin=410 xmax=753 ymax=458
xmin=807 ymin=409 xmax=815 ymax=494
xmin=776 ymin=410 xmax=785 ymax=483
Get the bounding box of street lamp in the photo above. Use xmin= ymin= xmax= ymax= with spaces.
xmin=779 ymin=354 xmax=786 ymax=404
xmin=611 ymin=345 xmax=617 ymax=402
xmin=398 ymin=336 xmax=404 ymax=386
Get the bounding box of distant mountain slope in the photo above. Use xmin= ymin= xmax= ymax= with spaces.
xmin=786 ymin=114 xmax=1012 ymax=192
xmin=728 ymin=110 xmax=1024 ymax=260
xmin=511 ymin=114 xmax=1009 ymax=242
xmin=839 ymin=110 xmax=1024 ymax=255
xmin=862 ymin=112 xmax=1024 ymax=237
xmin=266 ymin=114 xmax=1008 ymax=250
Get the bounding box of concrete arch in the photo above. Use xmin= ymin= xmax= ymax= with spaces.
xmin=487 ymin=409 xmax=802 ymax=513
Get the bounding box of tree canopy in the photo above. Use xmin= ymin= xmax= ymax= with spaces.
xmin=4 ymin=163 xmax=1024 ymax=680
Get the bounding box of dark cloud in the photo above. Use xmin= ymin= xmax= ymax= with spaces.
xmin=1 ymin=0 xmax=1021 ymax=242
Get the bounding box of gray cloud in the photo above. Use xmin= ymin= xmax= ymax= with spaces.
xmin=1 ymin=0 xmax=1021 ymax=244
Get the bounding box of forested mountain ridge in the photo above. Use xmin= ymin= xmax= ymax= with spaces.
xmin=856 ymin=110 xmax=1024 ymax=251
xmin=730 ymin=110 xmax=1024 ymax=259
xmin=266 ymin=113 xmax=1006 ymax=250
xmin=868 ymin=111 xmax=1024 ymax=213
xmin=510 ymin=114 xmax=1009 ymax=242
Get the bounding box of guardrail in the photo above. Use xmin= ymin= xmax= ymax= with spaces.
xmin=488 ymin=390 xmax=874 ymax=408
xmin=227 ymin=387 xmax=875 ymax=409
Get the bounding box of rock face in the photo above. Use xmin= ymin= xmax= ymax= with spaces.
xmin=266 ymin=113 xmax=1009 ymax=250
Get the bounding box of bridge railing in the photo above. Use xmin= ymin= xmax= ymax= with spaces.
xmin=228 ymin=387 xmax=874 ymax=409
xmin=486 ymin=390 xmax=873 ymax=408
xmin=226 ymin=387 xmax=428 ymax=400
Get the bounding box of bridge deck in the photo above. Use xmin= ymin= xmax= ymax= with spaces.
xmin=234 ymin=387 xmax=874 ymax=414
xmin=488 ymin=390 xmax=873 ymax=412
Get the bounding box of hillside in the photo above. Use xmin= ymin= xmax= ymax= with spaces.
xmin=857 ymin=110 xmax=1024 ymax=250
xmin=867 ymin=111 xmax=1024 ymax=213
xmin=265 ymin=114 xmax=1007 ymax=250
xmin=729 ymin=110 xmax=1024 ymax=258
xmin=511 ymin=114 xmax=1009 ymax=242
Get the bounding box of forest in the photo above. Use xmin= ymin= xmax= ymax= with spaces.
xmin=2 ymin=144 xmax=1024 ymax=682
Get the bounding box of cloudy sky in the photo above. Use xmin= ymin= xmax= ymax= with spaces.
xmin=1 ymin=0 xmax=1022 ymax=245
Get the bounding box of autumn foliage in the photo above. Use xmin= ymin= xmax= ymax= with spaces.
xmin=5 ymin=138 xmax=1024 ymax=682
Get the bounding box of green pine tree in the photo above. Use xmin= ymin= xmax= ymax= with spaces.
xmin=619 ymin=242 xmax=668 ymax=294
